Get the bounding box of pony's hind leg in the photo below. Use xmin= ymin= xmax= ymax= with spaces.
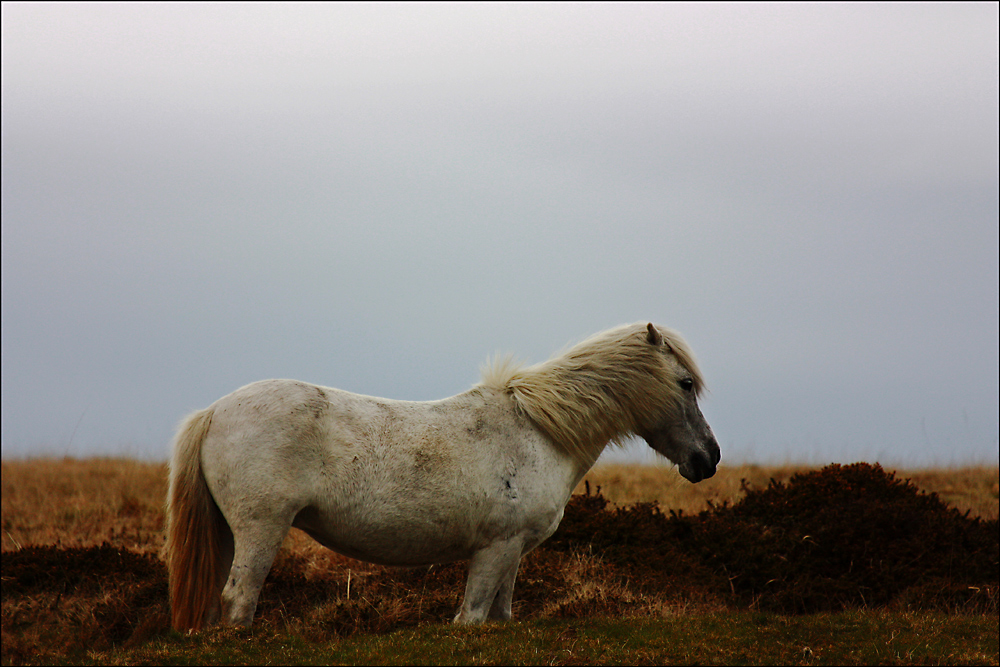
xmin=205 ymin=519 xmax=235 ymax=627
xmin=219 ymin=521 xmax=290 ymax=627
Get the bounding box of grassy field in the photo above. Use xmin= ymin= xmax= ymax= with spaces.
xmin=50 ymin=612 xmax=1000 ymax=666
xmin=2 ymin=458 xmax=998 ymax=665
xmin=3 ymin=458 xmax=996 ymax=554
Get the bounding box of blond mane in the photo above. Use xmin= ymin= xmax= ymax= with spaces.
xmin=478 ymin=322 xmax=705 ymax=464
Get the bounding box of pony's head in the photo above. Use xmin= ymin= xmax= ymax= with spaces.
xmin=480 ymin=322 xmax=720 ymax=482
xmin=636 ymin=323 xmax=720 ymax=482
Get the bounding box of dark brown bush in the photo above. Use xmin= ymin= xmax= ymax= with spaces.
xmin=1 ymin=544 xmax=169 ymax=662
xmin=551 ymin=462 xmax=999 ymax=613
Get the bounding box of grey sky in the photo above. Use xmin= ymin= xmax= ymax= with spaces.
xmin=2 ymin=3 xmax=997 ymax=467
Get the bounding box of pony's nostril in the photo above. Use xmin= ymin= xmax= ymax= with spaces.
xmin=694 ymin=450 xmax=717 ymax=480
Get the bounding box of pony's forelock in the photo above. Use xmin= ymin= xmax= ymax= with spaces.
xmin=477 ymin=323 xmax=705 ymax=464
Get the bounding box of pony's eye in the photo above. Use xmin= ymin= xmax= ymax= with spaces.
xmin=679 ymin=378 xmax=694 ymax=392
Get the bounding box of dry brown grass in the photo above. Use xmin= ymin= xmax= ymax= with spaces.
xmin=576 ymin=461 xmax=999 ymax=520
xmin=1 ymin=458 xmax=167 ymax=554
xmin=2 ymin=457 xmax=996 ymax=555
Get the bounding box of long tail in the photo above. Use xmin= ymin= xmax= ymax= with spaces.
xmin=165 ymin=408 xmax=225 ymax=632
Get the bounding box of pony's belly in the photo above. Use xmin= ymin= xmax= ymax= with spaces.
xmin=292 ymin=506 xmax=480 ymax=566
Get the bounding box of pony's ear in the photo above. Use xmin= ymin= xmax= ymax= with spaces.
xmin=646 ymin=323 xmax=663 ymax=346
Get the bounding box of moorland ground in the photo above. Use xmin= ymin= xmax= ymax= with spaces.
xmin=2 ymin=458 xmax=997 ymax=665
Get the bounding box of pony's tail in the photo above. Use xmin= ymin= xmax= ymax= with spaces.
xmin=165 ymin=408 xmax=225 ymax=632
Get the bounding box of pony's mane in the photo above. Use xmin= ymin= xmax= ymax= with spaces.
xmin=478 ymin=323 xmax=705 ymax=464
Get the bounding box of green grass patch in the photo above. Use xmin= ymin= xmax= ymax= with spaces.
xmin=80 ymin=611 xmax=997 ymax=666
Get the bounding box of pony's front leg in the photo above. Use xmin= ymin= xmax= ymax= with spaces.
xmin=486 ymin=558 xmax=520 ymax=621
xmin=455 ymin=539 xmax=522 ymax=624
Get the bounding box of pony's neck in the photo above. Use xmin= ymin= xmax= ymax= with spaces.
xmin=479 ymin=322 xmax=687 ymax=469
xmin=505 ymin=355 xmax=642 ymax=466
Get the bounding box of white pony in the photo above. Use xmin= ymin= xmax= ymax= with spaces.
xmin=165 ymin=322 xmax=719 ymax=631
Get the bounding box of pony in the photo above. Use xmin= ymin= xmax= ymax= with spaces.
xmin=165 ymin=322 xmax=719 ymax=631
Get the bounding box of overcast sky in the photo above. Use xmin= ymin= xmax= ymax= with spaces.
xmin=2 ymin=3 xmax=997 ymax=468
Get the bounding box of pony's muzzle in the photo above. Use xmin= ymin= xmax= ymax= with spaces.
xmin=682 ymin=441 xmax=720 ymax=483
